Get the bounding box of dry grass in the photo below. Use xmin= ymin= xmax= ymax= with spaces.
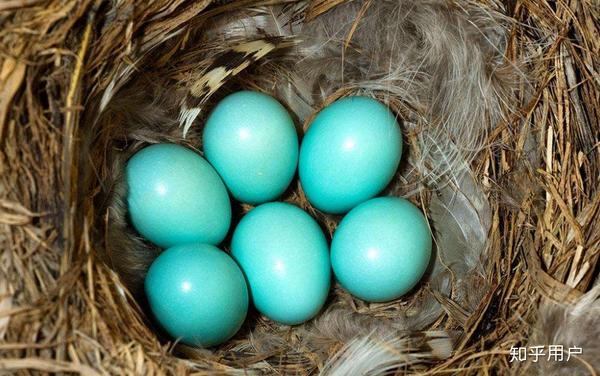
xmin=0 ymin=0 xmax=598 ymax=375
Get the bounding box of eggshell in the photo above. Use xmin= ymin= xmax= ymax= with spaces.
xmin=299 ymin=96 xmax=402 ymax=214
xmin=231 ymin=202 xmax=331 ymax=325
xmin=203 ymin=91 xmax=298 ymax=204
xmin=331 ymin=197 xmax=432 ymax=302
xmin=126 ymin=143 xmax=231 ymax=248
xmin=145 ymin=243 xmax=248 ymax=347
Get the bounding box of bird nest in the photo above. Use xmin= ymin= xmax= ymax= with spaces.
xmin=1 ymin=0 xmax=599 ymax=375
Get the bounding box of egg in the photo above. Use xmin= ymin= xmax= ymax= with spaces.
xmin=331 ymin=197 xmax=432 ymax=302
xmin=231 ymin=202 xmax=331 ymax=325
xmin=126 ymin=143 xmax=231 ymax=248
xmin=203 ymin=91 xmax=299 ymax=204
xmin=145 ymin=243 xmax=248 ymax=347
xmin=299 ymin=96 xmax=402 ymax=214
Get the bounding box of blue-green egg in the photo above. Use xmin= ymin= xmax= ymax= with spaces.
xmin=126 ymin=143 xmax=231 ymax=248
xmin=145 ymin=244 xmax=248 ymax=347
xmin=231 ymin=202 xmax=331 ymax=325
xmin=331 ymin=197 xmax=432 ymax=302
xmin=299 ymin=96 xmax=402 ymax=214
xmin=203 ymin=91 xmax=299 ymax=204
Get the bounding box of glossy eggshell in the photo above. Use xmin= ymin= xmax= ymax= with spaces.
xmin=145 ymin=244 xmax=249 ymax=347
xmin=231 ymin=202 xmax=331 ymax=325
xmin=331 ymin=197 xmax=432 ymax=302
xmin=299 ymin=96 xmax=402 ymax=214
xmin=203 ymin=91 xmax=299 ymax=204
xmin=126 ymin=143 xmax=231 ymax=248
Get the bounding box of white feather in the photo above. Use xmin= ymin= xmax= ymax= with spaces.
xmin=178 ymin=106 xmax=201 ymax=138
xmin=321 ymin=335 xmax=414 ymax=376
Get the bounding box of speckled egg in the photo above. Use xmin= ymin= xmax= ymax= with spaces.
xmin=231 ymin=202 xmax=331 ymax=325
xmin=299 ymin=96 xmax=402 ymax=214
xmin=331 ymin=197 xmax=432 ymax=302
xmin=145 ymin=243 xmax=248 ymax=347
xmin=203 ymin=91 xmax=298 ymax=204
xmin=126 ymin=143 xmax=231 ymax=248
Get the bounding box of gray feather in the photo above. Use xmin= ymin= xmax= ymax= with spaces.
xmin=531 ymin=284 xmax=600 ymax=375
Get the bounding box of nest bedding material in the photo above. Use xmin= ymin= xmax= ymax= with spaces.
xmin=1 ymin=0 xmax=599 ymax=375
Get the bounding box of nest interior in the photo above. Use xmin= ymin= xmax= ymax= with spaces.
xmin=1 ymin=0 xmax=599 ymax=375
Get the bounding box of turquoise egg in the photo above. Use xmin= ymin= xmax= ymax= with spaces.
xmin=231 ymin=202 xmax=331 ymax=325
xmin=299 ymin=96 xmax=402 ymax=214
xmin=126 ymin=143 xmax=231 ymax=248
xmin=203 ymin=91 xmax=299 ymax=204
xmin=331 ymin=197 xmax=432 ymax=302
xmin=145 ymin=243 xmax=248 ymax=347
